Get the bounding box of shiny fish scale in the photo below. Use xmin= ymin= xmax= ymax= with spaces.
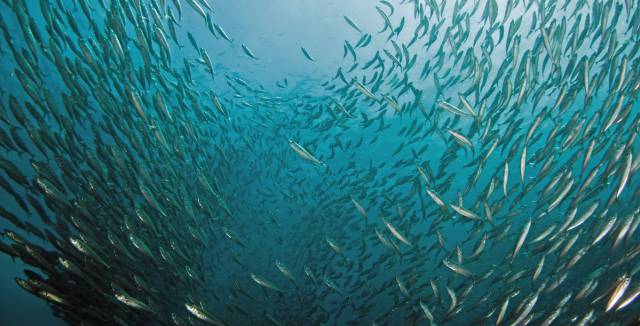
xmin=0 ymin=0 xmax=638 ymax=325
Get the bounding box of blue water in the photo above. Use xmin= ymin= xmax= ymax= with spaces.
xmin=0 ymin=0 xmax=639 ymax=324
xmin=0 ymin=1 xmax=375 ymax=323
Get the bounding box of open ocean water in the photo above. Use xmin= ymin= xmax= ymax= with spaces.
xmin=0 ymin=0 xmax=640 ymax=325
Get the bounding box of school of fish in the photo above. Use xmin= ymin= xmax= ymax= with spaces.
xmin=0 ymin=0 xmax=640 ymax=325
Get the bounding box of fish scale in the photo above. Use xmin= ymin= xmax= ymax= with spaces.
xmin=0 ymin=0 xmax=638 ymax=325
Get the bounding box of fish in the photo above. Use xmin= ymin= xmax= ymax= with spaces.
xmin=511 ymin=219 xmax=531 ymax=262
xmin=352 ymin=79 xmax=379 ymax=101
xmin=214 ymin=23 xmax=232 ymax=42
xmin=450 ymin=203 xmax=481 ymax=221
xmin=438 ymin=101 xmax=473 ymax=117
xmin=288 ymin=139 xmax=325 ymax=165
xmin=185 ymin=303 xmax=226 ymax=325
xmin=503 ymin=162 xmax=509 ymax=195
xmin=0 ymin=0 xmax=638 ymax=325
xmin=241 ymin=44 xmax=258 ymax=60
xmin=185 ymin=0 xmax=207 ymax=18
xmin=606 ymin=275 xmax=631 ymax=312
xmin=351 ymin=197 xmax=368 ymax=223
xmin=301 ymin=46 xmax=315 ymax=61
xmin=343 ymin=16 xmax=362 ymax=34
xmin=275 ymin=260 xmax=298 ymax=287
xmin=418 ymin=300 xmax=435 ymax=325
xmin=426 ymin=188 xmax=447 ymax=211
xmin=114 ymin=291 xmax=154 ymax=312
xmin=448 ymin=129 xmax=474 ymax=153
xmin=495 ymin=296 xmax=509 ymax=325
xmin=616 ymin=284 xmax=640 ymax=311
xmin=250 ymin=273 xmax=284 ymax=293
xmin=520 ymin=145 xmax=527 ymax=183
xmin=395 ymin=276 xmax=410 ymax=297
xmin=222 ymin=227 xmax=246 ymax=247
xmin=615 ymin=151 xmax=632 ymax=199
xmin=322 ymin=277 xmax=344 ymax=295
xmin=383 ymin=218 xmax=412 ymax=247
xmin=442 ymin=259 xmax=473 ymax=278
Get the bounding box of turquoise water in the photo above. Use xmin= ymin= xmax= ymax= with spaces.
xmin=0 ymin=0 xmax=639 ymax=325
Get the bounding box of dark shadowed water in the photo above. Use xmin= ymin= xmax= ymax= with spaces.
xmin=0 ymin=0 xmax=639 ymax=325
